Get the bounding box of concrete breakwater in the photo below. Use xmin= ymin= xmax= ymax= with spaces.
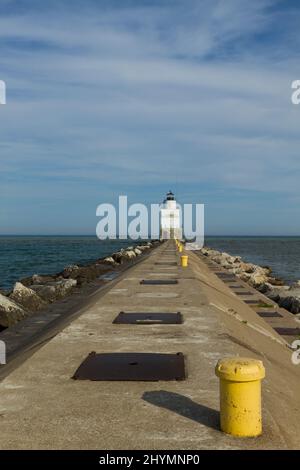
xmin=1 ymin=240 xmax=300 ymax=449
xmin=0 ymin=241 xmax=160 ymax=329
xmin=200 ymin=246 xmax=300 ymax=315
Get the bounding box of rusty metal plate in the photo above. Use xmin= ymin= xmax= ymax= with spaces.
xmin=257 ymin=311 xmax=283 ymax=318
xmin=113 ymin=312 xmax=182 ymax=324
xmin=235 ymin=291 xmax=254 ymax=296
xmin=274 ymin=327 xmax=300 ymax=336
xmin=217 ymin=275 xmax=236 ymax=281
xmin=140 ymin=279 xmax=178 ymax=285
xmin=72 ymin=352 xmax=186 ymax=381
xmin=155 ymin=262 xmax=177 ymax=266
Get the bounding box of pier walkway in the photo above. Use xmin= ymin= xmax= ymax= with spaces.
xmin=0 ymin=240 xmax=300 ymax=449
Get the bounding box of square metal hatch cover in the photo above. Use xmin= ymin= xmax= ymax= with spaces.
xmin=72 ymin=352 xmax=186 ymax=381
xmin=113 ymin=311 xmax=182 ymax=324
xmin=140 ymin=279 xmax=178 ymax=285
xmin=274 ymin=327 xmax=300 ymax=336
xmin=217 ymin=273 xmax=234 ymax=277
xmin=257 ymin=311 xmax=283 ymax=318
xmin=217 ymin=275 xmax=236 ymax=281
xmin=155 ymin=262 xmax=177 ymax=266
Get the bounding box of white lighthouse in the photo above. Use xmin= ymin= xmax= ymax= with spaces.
xmin=160 ymin=191 xmax=182 ymax=240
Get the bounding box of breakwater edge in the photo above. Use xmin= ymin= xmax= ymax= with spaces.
xmin=200 ymin=246 xmax=300 ymax=315
xmin=0 ymin=241 xmax=160 ymax=330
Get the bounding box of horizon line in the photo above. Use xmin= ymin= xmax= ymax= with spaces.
xmin=0 ymin=234 xmax=299 ymax=238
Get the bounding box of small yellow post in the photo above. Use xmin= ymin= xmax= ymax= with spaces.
xmin=178 ymin=245 xmax=183 ymax=253
xmin=215 ymin=357 xmax=265 ymax=437
xmin=181 ymin=255 xmax=188 ymax=267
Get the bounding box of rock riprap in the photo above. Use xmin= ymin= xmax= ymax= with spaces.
xmin=200 ymin=246 xmax=300 ymax=314
xmin=10 ymin=282 xmax=46 ymax=311
xmin=0 ymin=241 xmax=159 ymax=329
xmin=31 ymin=279 xmax=77 ymax=302
xmin=0 ymin=293 xmax=28 ymax=328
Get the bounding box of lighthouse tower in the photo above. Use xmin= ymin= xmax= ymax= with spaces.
xmin=160 ymin=191 xmax=182 ymax=240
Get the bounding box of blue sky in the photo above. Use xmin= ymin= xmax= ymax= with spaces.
xmin=0 ymin=0 xmax=300 ymax=235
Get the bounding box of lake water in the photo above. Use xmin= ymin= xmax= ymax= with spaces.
xmin=0 ymin=236 xmax=299 ymax=290
xmin=206 ymin=236 xmax=300 ymax=285
xmin=0 ymin=236 xmax=142 ymax=290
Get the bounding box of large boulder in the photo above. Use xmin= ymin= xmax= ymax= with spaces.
xmin=211 ymin=255 xmax=223 ymax=265
xmin=30 ymin=285 xmax=57 ymax=302
xmin=267 ymin=277 xmax=284 ymax=286
xmin=263 ymin=283 xmax=289 ymax=296
xmin=200 ymin=247 xmax=210 ymax=256
xmin=248 ymin=270 xmax=269 ymax=289
xmin=256 ymin=283 xmax=270 ymax=294
xmin=136 ymin=245 xmax=148 ymax=252
xmin=267 ymin=287 xmax=300 ymax=314
xmin=0 ymin=293 xmax=28 ymax=328
xmin=262 ymin=266 xmax=272 ymax=276
xmin=9 ymin=282 xmax=46 ymax=311
xmin=233 ymin=256 xmax=242 ymax=264
xmin=65 ymin=264 xmax=104 ymax=285
xmin=287 ymin=287 xmax=300 ymax=297
xmin=122 ymin=250 xmax=137 ymax=260
xmin=220 ymin=259 xmax=232 ymax=269
xmin=112 ymin=250 xmax=136 ymax=263
xmin=238 ymin=272 xmax=251 ymax=282
xmin=112 ymin=251 xmax=125 ymax=264
xmin=225 ymin=255 xmax=242 ymax=265
xmin=32 ymin=274 xmax=60 ymax=284
xmin=134 ymin=248 xmax=143 ymax=256
xmin=227 ymin=266 xmax=244 ymax=275
xmin=210 ymin=253 xmax=232 ymax=268
xmin=291 ymin=280 xmax=300 ymax=289
xmin=62 ymin=265 xmax=80 ymax=279
xmin=278 ymin=296 xmax=300 ymax=314
xmin=31 ymin=279 xmax=77 ymax=302
xmin=102 ymin=256 xmax=118 ymax=265
xmin=239 ymin=262 xmax=256 ymax=273
xmin=201 ymin=247 xmax=220 ymax=257
xmin=20 ymin=274 xmax=58 ymax=287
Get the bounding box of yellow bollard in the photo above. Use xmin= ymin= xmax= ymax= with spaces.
xmin=215 ymin=357 xmax=265 ymax=437
xmin=181 ymin=255 xmax=188 ymax=267
xmin=178 ymin=245 xmax=183 ymax=253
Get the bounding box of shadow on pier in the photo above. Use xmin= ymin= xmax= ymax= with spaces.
xmin=142 ymin=390 xmax=220 ymax=431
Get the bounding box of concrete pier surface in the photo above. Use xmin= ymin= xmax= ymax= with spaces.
xmin=0 ymin=240 xmax=300 ymax=449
